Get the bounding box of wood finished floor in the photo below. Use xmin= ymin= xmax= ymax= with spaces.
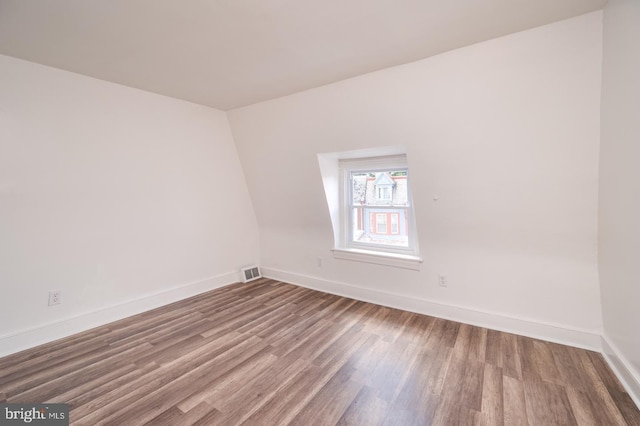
xmin=1 ymin=279 xmax=639 ymax=425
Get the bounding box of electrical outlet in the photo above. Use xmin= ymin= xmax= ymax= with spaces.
xmin=438 ymin=275 xmax=447 ymax=287
xmin=48 ymin=290 xmax=62 ymax=306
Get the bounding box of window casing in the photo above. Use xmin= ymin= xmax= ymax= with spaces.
xmin=338 ymin=155 xmax=419 ymax=259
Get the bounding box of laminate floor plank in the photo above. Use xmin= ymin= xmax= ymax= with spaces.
xmin=367 ymin=341 xmax=421 ymax=402
xmin=485 ymin=329 xmax=503 ymax=367
xmin=523 ymin=379 xmax=578 ymax=426
xmin=206 ymin=356 xmax=308 ymax=424
xmin=430 ymin=350 xmax=477 ymax=425
xmin=393 ymin=343 xmax=451 ymax=410
xmin=51 ymin=362 xmax=155 ymax=407
xmin=289 ymin=363 xmax=363 ymax=426
xmin=244 ymin=332 xmax=376 ymax=425
xmin=1 ymin=280 xmax=637 ymax=425
xmin=576 ymin=350 xmax=632 ymax=425
xmin=503 ymin=375 xmax=529 ymax=426
xmin=480 ymin=363 xmax=504 ymax=426
xmin=468 ymin=326 xmax=488 ymax=363
xmin=382 ymin=405 xmax=426 ymax=426
xmin=0 ymin=330 xmax=101 ymax=371
xmin=586 ymin=348 xmax=640 ymax=424
xmin=337 ymin=385 xmax=389 ymax=426
xmin=269 ymin=318 xmax=334 ymax=358
xmin=177 ymin=401 xmax=218 ymax=425
xmin=566 ymin=386 xmax=612 ymax=426
xmin=5 ymin=340 xmax=153 ymax=399
xmin=82 ymin=337 xmax=272 ymax=426
xmin=395 ymin=312 xmax=435 ymax=345
xmin=426 ymin=317 xmax=460 ymax=349
xmin=10 ymin=357 xmax=138 ymax=403
xmin=234 ymin=302 xmax=295 ymax=334
xmin=69 ymin=332 xmax=252 ymax=423
xmin=1 ymin=338 xmax=111 ymax=385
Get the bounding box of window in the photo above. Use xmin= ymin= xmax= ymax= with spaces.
xmin=317 ymin=149 xmax=421 ymax=270
xmin=370 ymin=212 xmax=400 ymax=235
xmin=391 ymin=213 xmax=399 ymax=234
xmin=335 ymin=154 xmax=420 ymax=266
xmin=375 ymin=213 xmax=387 ymax=233
xmin=377 ymin=186 xmax=391 ymax=201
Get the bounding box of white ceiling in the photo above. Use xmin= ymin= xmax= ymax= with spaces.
xmin=0 ymin=0 xmax=606 ymax=110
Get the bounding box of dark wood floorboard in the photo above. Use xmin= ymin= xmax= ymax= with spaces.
xmin=1 ymin=278 xmax=638 ymax=425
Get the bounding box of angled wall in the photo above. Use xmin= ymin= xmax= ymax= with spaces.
xmin=228 ymin=12 xmax=604 ymax=348
xmin=0 ymin=55 xmax=260 ymax=355
xmin=599 ymin=0 xmax=640 ymax=406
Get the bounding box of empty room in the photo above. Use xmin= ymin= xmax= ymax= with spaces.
xmin=1 ymin=0 xmax=639 ymax=425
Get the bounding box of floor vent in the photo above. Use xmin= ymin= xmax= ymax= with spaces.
xmin=241 ymin=265 xmax=262 ymax=283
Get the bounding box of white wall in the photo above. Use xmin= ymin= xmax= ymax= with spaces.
xmin=0 ymin=55 xmax=259 ymax=354
xmin=228 ymin=12 xmax=604 ymax=348
xmin=599 ymin=0 xmax=640 ymax=404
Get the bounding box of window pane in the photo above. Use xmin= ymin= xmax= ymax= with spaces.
xmin=349 ymin=169 xmax=409 ymax=248
xmin=391 ymin=214 xmax=399 ymax=234
xmin=351 ymin=172 xmax=368 ymax=205
xmin=376 ymin=214 xmax=387 ymax=233
xmin=351 ymin=170 xmax=408 ymax=207
xmin=352 ymin=207 xmax=364 ymax=241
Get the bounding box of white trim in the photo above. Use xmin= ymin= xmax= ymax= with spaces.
xmin=261 ymin=267 xmax=602 ymax=351
xmin=0 ymin=271 xmax=240 ymax=358
xmin=317 ymin=146 xmax=408 ymax=258
xmin=338 ymin=154 xmax=420 ymax=259
xmin=331 ymin=248 xmax=423 ymax=270
xmin=339 ymin=154 xmax=408 ymax=169
xmin=601 ymin=335 xmax=640 ymax=410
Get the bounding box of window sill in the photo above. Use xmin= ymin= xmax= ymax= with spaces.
xmin=331 ymin=248 xmax=423 ymax=271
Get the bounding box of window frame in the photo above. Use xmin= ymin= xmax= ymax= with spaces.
xmin=338 ymin=155 xmax=420 ymax=261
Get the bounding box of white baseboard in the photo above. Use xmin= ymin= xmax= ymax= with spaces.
xmin=0 ymin=271 xmax=240 ymax=358
xmin=601 ymin=335 xmax=640 ymax=410
xmin=262 ymin=267 xmax=602 ymax=351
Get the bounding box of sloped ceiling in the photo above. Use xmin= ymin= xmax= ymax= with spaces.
xmin=0 ymin=0 xmax=606 ymax=110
